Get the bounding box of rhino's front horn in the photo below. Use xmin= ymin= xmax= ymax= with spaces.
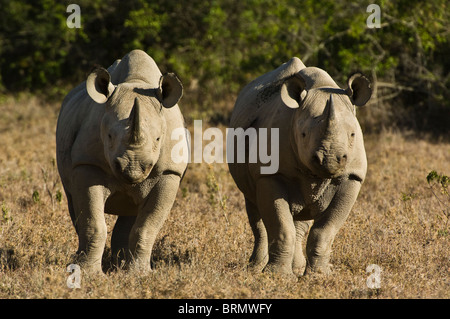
xmin=128 ymin=97 xmax=143 ymax=146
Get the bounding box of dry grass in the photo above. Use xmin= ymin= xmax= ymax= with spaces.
xmin=0 ymin=94 xmax=449 ymax=299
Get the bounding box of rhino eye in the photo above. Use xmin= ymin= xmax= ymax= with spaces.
xmin=106 ymin=133 xmax=114 ymax=149
xmin=302 ymin=132 xmax=306 ymax=138
xmin=351 ymin=132 xmax=355 ymax=137
xmin=156 ymin=137 xmax=161 ymax=142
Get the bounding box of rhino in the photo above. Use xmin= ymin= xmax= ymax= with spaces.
xmin=228 ymin=57 xmax=371 ymax=275
xmin=56 ymin=50 xmax=188 ymax=273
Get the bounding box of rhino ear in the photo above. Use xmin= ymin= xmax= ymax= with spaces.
xmin=345 ymin=72 xmax=372 ymax=106
xmin=157 ymin=73 xmax=183 ymax=108
xmin=280 ymin=74 xmax=307 ymax=109
xmin=86 ymin=66 xmax=115 ymax=104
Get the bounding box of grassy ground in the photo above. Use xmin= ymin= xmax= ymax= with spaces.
xmin=0 ymin=94 xmax=448 ymax=299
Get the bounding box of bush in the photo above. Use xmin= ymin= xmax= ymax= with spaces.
xmin=0 ymin=0 xmax=448 ymax=134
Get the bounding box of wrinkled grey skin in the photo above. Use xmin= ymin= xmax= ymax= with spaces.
xmin=228 ymin=57 xmax=371 ymax=275
xmin=56 ymin=50 xmax=188 ymax=273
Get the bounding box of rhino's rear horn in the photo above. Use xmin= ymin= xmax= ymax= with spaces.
xmin=128 ymin=97 xmax=143 ymax=145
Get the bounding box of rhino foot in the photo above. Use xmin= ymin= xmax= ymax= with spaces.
xmin=263 ymin=262 xmax=295 ymax=276
xmin=293 ymin=265 xmax=307 ymax=277
xmin=68 ymin=252 xmax=104 ymax=274
xmin=304 ymin=262 xmax=333 ymax=275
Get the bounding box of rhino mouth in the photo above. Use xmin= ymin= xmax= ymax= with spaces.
xmin=113 ymin=158 xmax=153 ymax=184
xmin=311 ymin=169 xmax=344 ymax=179
xmin=120 ymin=172 xmax=149 ymax=184
xmin=310 ymin=150 xmax=347 ymax=179
xmin=310 ymin=163 xmax=346 ymax=179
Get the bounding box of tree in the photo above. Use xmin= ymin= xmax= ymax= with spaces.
xmin=0 ymin=0 xmax=448 ymax=134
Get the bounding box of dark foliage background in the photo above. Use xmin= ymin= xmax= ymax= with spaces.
xmin=0 ymin=0 xmax=448 ymax=134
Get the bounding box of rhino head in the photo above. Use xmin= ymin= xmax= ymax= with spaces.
xmin=86 ymin=66 xmax=183 ymax=184
xmin=281 ymin=67 xmax=371 ymax=180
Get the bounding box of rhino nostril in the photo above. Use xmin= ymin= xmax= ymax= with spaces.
xmin=114 ymin=159 xmax=123 ymax=171
xmin=114 ymin=158 xmax=129 ymax=172
xmin=313 ymin=154 xmax=322 ymax=165
xmin=337 ymin=154 xmax=347 ymax=165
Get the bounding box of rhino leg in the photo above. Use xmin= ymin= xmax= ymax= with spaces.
xmin=71 ymin=166 xmax=109 ymax=274
xmin=305 ymin=179 xmax=361 ymax=274
xmin=292 ymin=219 xmax=313 ymax=275
xmin=128 ymin=173 xmax=181 ymax=272
xmin=245 ymin=198 xmax=268 ymax=271
xmin=111 ymin=215 xmax=136 ymax=269
xmin=256 ymin=177 xmax=295 ymax=275
xmin=305 ymin=222 xmax=336 ymax=274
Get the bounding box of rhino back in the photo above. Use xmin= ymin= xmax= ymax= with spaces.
xmin=230 ymin=57 xmax=305 ymax=129
xmin=298 ymin=67 xmax=340 ymax=90
xmin=110 ymin=50 xmax=162 ymax=87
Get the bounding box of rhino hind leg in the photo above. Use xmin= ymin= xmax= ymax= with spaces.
xmin=245 ymin=198 xmax=268 ymax=271
xmin=110 ymin=215 xmax=136 ymax=270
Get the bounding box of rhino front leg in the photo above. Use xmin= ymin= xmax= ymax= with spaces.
xmin=245 ymin=198 xmax=268 ymax=271
xmin=256 ymin=177 xmax=295 ymax=275
xmin=71 ymin=166 xmax=110 ymax=274
xmin=128 ymin=174 xmax=181 ymax=271
xmin=305 ymin=179 xmax=361 ymax=274
xmin=305 ymin=223 xmax=336 ymax=274
xmin=292 ymin=219 xmax=313 ymax=275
